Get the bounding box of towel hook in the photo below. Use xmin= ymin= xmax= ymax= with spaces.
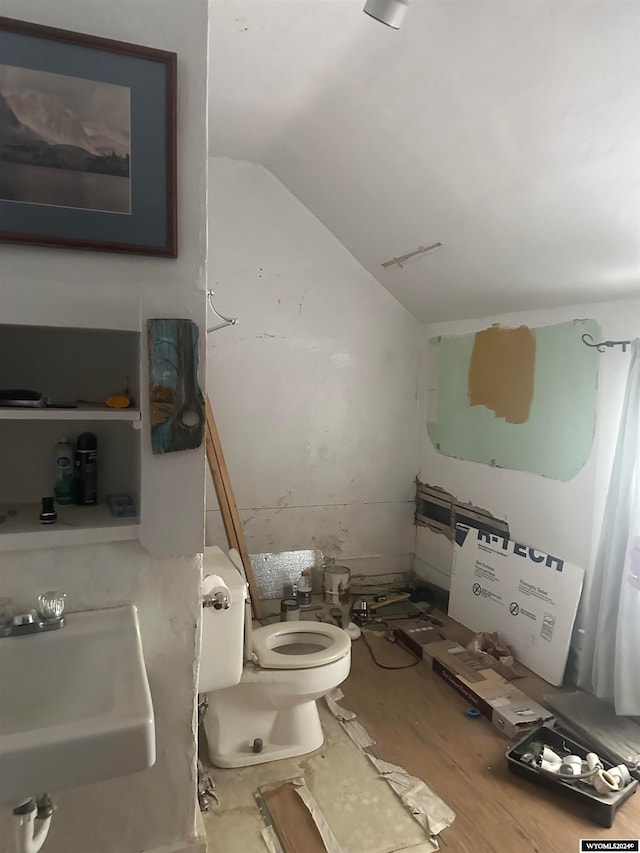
xmin=207 ymin=290 xmax=238 ymax=334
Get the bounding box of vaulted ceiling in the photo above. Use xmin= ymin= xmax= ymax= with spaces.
xmin=209 ymin=0 xmax=640 ymax=322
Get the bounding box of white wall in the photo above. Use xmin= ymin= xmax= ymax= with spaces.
xmin=415 ymin=298 xmax=640 ymax=592
xmin=0 ymin=2 xmax=208 ymax=852
xmin=206 ymin=157 xmax=420 ymax=578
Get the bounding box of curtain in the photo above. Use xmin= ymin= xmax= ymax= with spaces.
xmin=578 ymin=339 xmax=640 ymax=715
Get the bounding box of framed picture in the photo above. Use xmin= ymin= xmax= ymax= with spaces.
xmin=0 ymin=17 xmax=177 ymax=257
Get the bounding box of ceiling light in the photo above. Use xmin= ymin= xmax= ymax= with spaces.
xmin=363 ymin=0 xmax=409 ymax=29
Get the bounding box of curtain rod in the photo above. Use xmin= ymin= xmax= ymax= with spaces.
xmin=582 ymin=333 xmax=632 ymax=353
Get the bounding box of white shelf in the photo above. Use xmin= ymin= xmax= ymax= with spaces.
xmin=0 ymin=405 xmax=141 ymax=423
xmin=0 ymin=503 xmax=140 ymax=552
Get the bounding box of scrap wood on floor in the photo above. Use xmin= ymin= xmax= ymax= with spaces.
xmin=257 ymin=777 xmax=343 ymax=853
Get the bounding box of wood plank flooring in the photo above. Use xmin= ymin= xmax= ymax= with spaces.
xmin=341 ymin=627 xmax=640 ymax=853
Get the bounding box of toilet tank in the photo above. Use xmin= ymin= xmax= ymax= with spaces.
xmin=199 ymin=546 xmax=248 ymax=693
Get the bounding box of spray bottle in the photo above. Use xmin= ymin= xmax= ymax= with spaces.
xmin=75 ymin=432 xmax=98 ymax=505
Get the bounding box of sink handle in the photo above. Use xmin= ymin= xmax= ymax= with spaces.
xmin=38 ymin=590 xmax=66 ymax=622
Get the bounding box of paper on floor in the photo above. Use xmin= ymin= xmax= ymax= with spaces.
xmin=341 ymin=718 xmax=376 ymax=749
xmin=260 ymin=825 xmax=285 ymax=853
xmin=325 ymin=688 xmax=357 ymax=721
xmin=293 ymin=778 xmax=344 ymax=853
xmin=324 ymin=688 xmax=454 ymax=851
xmin=325 ymin=688 xmax=376 ymax=747
xmin=368 ymin=755 xmax=456 ymax=839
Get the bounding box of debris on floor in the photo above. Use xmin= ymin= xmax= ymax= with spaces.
xmin=204 ymin=705 xmax=432 ymax=853
xmin=350 ymin=595 xmax=425 ymax=624
xmin=506 ymin=724 xmax=638 ymax=827
xmin=256 ymin=777 xmax=343 ymax=853
xmin=367 ymin=756 xmax=456 ymax=839
xmin=259 ymin=824 xmax=284 ymax=853
xmin=197 ymin=758 xmax=218 ymax=812
xmin=465 ymin=630 xmax=524 ymax=680
xmin=543 ymin=689 xmax=640 ymax=780
xmin=324 ymin=688 xmax=454 ymax=851
xmin=325 ymin=689 xmax=356 ymax=722
xmin=325 ymin=687 xmax=376 ymax=749
xmin=396 ymin=620 xmax=554 ymax=739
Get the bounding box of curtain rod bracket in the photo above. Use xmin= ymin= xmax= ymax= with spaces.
xmin=207 ymin=290 xmax=238 ymax=334
xmin=581 ymin=333 xmax=631 ymax=353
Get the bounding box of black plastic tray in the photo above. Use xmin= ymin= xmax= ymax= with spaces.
xmin=506 ymin=724 xmax=638 ymax=827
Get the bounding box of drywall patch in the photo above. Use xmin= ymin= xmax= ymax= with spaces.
xmin=426 ymin=319 xmax=600 ymax=480
xmin=468 ymin=325 xmax=535 ymax=424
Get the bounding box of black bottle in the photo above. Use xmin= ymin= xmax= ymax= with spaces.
xmin=75 ymin=432 xmax=98 ymax=505
xmin=39 ymin=496 xmax=58 ymax=524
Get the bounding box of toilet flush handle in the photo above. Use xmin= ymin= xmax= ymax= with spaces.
xmin=203 ymin=591 xmax=230 ymax=611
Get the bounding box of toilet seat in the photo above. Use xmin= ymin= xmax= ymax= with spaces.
xmin=252 ymin=621 xmax=350 ymax=670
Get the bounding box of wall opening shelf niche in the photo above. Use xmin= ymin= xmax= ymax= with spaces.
xmin=0 ymin=405 xmax=141 ymax=423
xmin=0 ymin=323 xmax=142 ymax=552
xmin=0 ymin=503 xmax=140 ymax=552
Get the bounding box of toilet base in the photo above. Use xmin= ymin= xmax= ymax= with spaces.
xmin=204 ymin=696 xmax=325 ymax=768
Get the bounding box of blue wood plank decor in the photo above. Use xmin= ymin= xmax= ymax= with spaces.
xmin=147 ymin=318 xmax=205 ymax=454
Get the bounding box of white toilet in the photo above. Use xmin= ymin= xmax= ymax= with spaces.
xmin=199 ymin=546 xmax=351 ymax=768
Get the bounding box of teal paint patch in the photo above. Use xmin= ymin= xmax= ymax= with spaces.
xmin=426 ymin=319 xmax=600 ymax=481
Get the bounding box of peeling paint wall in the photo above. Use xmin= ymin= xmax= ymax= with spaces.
xmin=416 ymin=300 xmax=640 ymax=593
xmin=206 ymin=157 xmax=421 ymax=578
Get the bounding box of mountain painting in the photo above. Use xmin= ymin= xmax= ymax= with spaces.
xmin=0 ymin=64 xmax=131 ymax=214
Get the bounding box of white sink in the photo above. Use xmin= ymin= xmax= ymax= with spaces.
xmin=0 ymin=605 xmax=155 ymax=803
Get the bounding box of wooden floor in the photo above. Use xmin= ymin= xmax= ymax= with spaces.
xmin=341 ymin=623 xmax=640 ymax=853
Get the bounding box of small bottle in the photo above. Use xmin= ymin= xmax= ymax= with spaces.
xmin=39 ymin=496 xmax=58 ymax=524
xmin=75 ymin=432 xmax=98 ymax=505
xmin=53 ymin=438 xmax=75 ymax=505
xmin=296 ymin=569 xmax=312 ymax=606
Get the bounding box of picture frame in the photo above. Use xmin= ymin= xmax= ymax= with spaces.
xmin=0 ymin=16 xmax=177 ymax=257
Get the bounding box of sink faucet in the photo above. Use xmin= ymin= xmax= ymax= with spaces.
xmin=0 ymin=591 xmax=66 ymax=638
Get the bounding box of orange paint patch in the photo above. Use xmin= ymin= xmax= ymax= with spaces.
xmin=468 ymin=325 xmax=536 ymax=424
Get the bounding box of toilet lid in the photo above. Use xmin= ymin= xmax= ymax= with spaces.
xmin=252 ymin=621 xmax=351 ymax=670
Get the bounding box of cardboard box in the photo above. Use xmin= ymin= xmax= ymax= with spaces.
xmin=397 ymin=623 xmax=554 ymax=739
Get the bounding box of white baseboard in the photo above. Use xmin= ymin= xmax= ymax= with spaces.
xmin=144 ymin=836 xmax=207 ymax=853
